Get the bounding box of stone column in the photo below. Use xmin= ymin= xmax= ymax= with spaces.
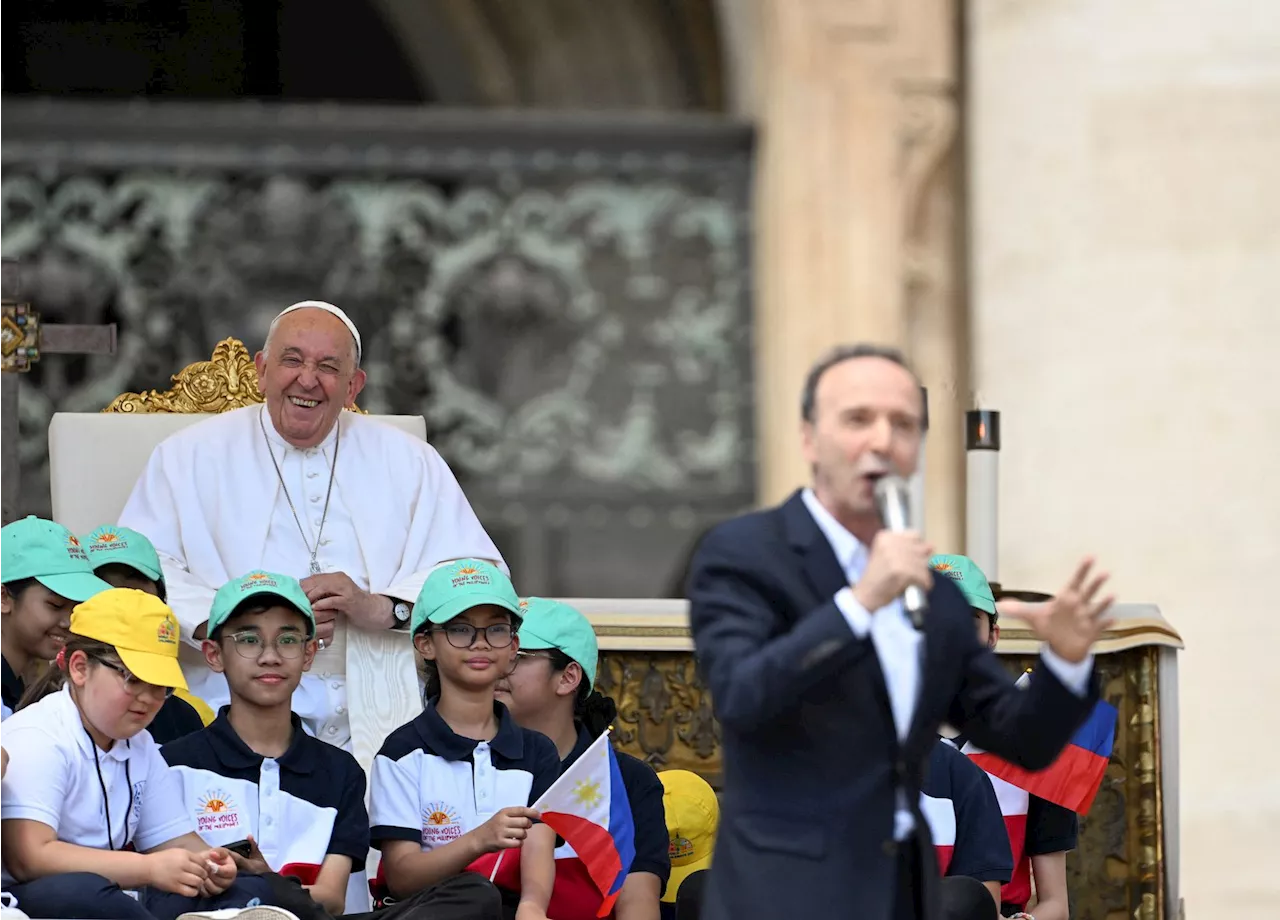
xmin=748 ymin=0 xmax=967 ymax=549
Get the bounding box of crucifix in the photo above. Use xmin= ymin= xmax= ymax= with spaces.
xmin=1 ymin=258 xmax=118 ymax=524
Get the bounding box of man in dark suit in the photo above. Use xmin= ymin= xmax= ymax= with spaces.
xmin=686 ymin=345 xmax=1115 ymax=920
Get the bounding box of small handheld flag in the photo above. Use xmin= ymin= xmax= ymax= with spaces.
xmin=534 ymin=730 xmax=636 ymax=917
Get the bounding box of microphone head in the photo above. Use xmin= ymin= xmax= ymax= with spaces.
xmin=873 ymin=473 xmax=909 ymax=507
xmin=873 ymin=474 xmax=913 ymax=531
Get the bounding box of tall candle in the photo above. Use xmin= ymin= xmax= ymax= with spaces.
xmin=965 ymin=409 xmax=1001 ymax=583
xmin=911 ymin=386 xmax=929 ymax=533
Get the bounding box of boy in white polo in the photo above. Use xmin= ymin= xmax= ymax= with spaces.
xmin=161 ymin=572 xmax=368 ymax=917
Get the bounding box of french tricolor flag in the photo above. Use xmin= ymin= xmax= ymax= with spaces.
xmin=967 ymin=672 xmax=1118 ymax=815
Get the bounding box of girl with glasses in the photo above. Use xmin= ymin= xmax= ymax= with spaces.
xmin=369 ymin=558 xmax=560 ymax=920
xmin=0 ymin=588 xmax=284 ymax=920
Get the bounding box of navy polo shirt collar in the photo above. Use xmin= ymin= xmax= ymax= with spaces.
xmin=563 ymin=723 xmax=594 ymax=771
xmin=2 ymin=655 xmax=24 ymax=712
xmin=208 ymin=707 xmax=314 ymax=774
xmin=413 ymin=698 xmax=525 ymax=761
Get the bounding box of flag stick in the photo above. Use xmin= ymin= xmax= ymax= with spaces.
xmin=489 ymin=850 xmax=504 ymax=882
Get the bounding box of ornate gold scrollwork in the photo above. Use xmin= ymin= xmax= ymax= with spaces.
xmin=104 ymin=337 xmax=365 ymax=414
xmin=601 ymin=646 xmax=1167 ymax=919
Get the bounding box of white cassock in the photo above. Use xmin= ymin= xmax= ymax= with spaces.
xmin=118 ymin=404 xmax=504 ymax=760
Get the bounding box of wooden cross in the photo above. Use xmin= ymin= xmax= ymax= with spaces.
xmin=1 ymin=258 xmax=118 ymax=524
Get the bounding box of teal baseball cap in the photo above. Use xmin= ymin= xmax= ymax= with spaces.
xmin=83 ymin=525 xmax=165 ymax=583
xmin=1 ymin=516 xmax=112 ymax=601
xmin=412 ymin=559 xmax=520 ymax=634
xmin=930 ymin=554 xmax=997 ymax=616
xmin=208 ymin=571 xmax=316 ymax=638
xmin=516 ymin=597 xmax=599 ymax=691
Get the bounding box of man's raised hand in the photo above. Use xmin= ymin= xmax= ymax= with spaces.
xmin=999 ymin=558 xmax=1116 ymax=664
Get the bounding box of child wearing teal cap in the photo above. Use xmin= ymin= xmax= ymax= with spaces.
xmin=929 ymin=554 xmax=1000 ymax=648
xmin=1 ymin=516 xmax=110 ymax=719
xmin=495 ymin=598 xmax=672 ymax=919
xmin=368 ymin=559 xmax=559 ymax=920
xmin=161 ymin=571 xmax=369 ymax=917
xmin=929 ymin=553 xmax=1079 ymax=920
xmin=84 ymin=526 xmax=167 ymax=600
xmin=80 ymin=524 xmax=208 ymax=744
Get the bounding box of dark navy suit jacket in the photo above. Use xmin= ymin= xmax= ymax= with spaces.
xmin=686 ymin=491 xmax=1098 ymax=920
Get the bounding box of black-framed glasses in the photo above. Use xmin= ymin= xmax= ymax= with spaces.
xmin=431 ymin=623 xmax=515 ymax=649
xmin=91 ymin=656 xmax=175 ymax=699
xmin=227 ymin=631 xmax=308 ymax=660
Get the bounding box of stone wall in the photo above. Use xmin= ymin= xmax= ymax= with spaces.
xmin=970 ymin=2 xmax=1280 ymax=916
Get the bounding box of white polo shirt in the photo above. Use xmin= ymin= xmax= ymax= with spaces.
xmin=369 ymin=700 xmax=559 ymax=854
xmin=0 ymin=686 xmax=192 ymax=886
xmin=161 ymin=709 xmax=369 ymax=875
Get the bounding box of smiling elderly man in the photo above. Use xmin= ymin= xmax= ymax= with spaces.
xmin=120 ymin=301 xmax=502 ymax=749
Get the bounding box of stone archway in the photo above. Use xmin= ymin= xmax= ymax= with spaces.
xmin=368 ymin=0 xmax=727 ymax=110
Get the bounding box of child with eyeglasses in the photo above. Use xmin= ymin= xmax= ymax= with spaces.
xmin=159 ymin=571 xmax=369 ymax=917
xmin=369 ymin=559 xmax=560 ymax=920
xmin=0 ymin=587 xmax=285 ymax=920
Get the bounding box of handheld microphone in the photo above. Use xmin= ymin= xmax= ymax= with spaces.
xmin=873 ymin=474 xmax=928 ymax=630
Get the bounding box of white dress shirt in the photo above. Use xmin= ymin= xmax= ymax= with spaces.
xmin=800 ymin=488 xmax=1093 ymax=841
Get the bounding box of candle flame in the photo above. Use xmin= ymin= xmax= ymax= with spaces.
xmin=978 ymin=421 xmax=986 ymax=440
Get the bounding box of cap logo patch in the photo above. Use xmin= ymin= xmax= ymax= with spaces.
xmin=450 ymin=563 xmax=491 ymax=588
xmin=65 ymin=534 xmax=89 ymax=562
xmin=91 ymin=529 xmax=129 ymax=553
xmin=156 ymin=616 xmax=178 ymax=645
xmin=242 ymin=572 xmax=279 ymax=590
xmin=670 ymin=835 xmax=696 ymax=859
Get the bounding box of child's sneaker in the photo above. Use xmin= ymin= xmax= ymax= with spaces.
xmin=0 ymin=891 xmax=29 ymax=919
xmin=175 ymin=907 xmax=300 ymax=920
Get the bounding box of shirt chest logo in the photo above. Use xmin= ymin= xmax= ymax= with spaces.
xmin=196 ymin=789 xmax=242 ymax=833
xmin=421 ymin=802 xmax=462 ymax=846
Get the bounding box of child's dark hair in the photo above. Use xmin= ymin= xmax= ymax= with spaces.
xmin=544 ymin=648 xmax=616 ymax=736
xmin=16 ymin=635 xmax=120 ymax=710
xmin=210 ymin=600 xmax=310 ymax=641
xmin=93 ymin=564 xmax=168 ymax=603
xmin=1 ymin=577 xmax=40 ymax=600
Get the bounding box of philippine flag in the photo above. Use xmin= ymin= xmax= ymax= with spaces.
xmin=967 ymin=672 xmax=1118 ymax=815
xmin=536 ymin=731 xmax=636 ymax=917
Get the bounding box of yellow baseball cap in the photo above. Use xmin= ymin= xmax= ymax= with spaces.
xmin=659 ymin=770 xmax=718 ymax=903
xmin=70 ymin=588 xmax=187 ymax=690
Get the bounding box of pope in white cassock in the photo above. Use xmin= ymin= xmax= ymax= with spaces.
xmin=119 ymin=301 xmax=503 ymax=751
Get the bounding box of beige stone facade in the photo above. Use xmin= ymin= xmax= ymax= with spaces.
xmin=735 ymin=0 xmax=1280 ymax=914
xmin=970 ymin=2 xmax=1280 ymax=915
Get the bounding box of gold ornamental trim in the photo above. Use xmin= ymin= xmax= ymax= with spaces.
xmin=576 ymin=603 xmax=1182 ymax=655
xmin=104 ymin=337 xmax=365 ymax=415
